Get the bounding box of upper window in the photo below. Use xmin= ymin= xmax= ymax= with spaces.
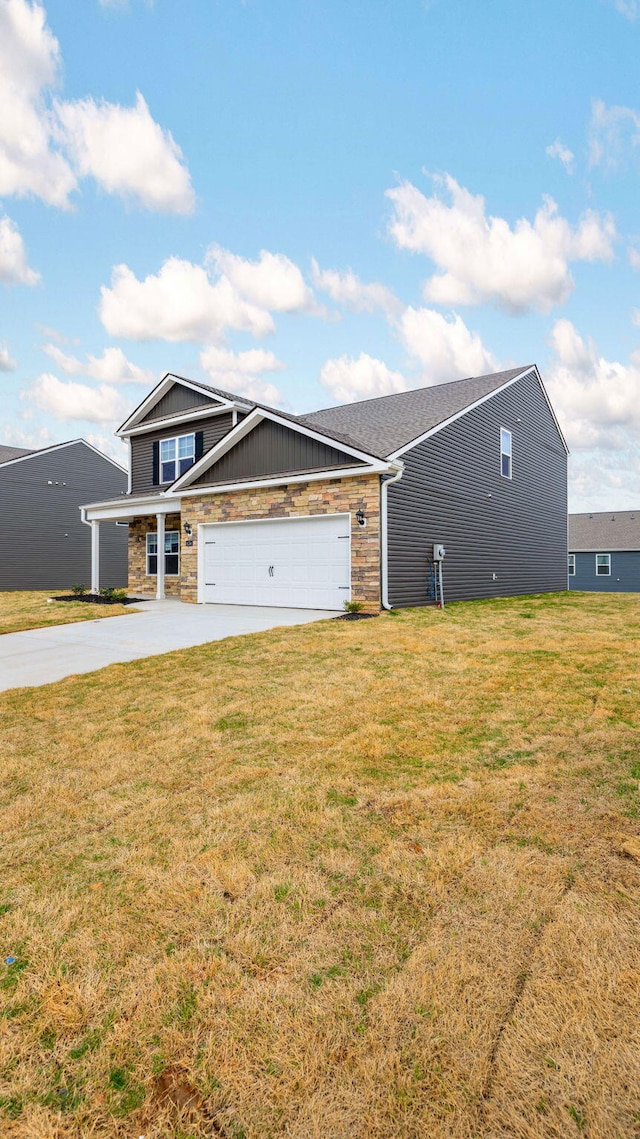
xmin=596 ymin=553 xmax=611 ymax=576
xmin=160 ymin=434 xmax=195 ymax=483
xmin=568 ymin=553 xmax=576 ymax=576
xmin=500 ymin=428 xmax=512 ymax=479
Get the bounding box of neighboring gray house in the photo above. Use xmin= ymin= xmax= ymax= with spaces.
xmin=0 ymin=439 xmax=128 ymax=591
xmin=82 ymin=364 xmax=568 ymax=609
xmin=568 ymin=511 xmax=640 ymax=592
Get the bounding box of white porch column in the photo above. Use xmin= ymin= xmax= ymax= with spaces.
xmin=156 ymin=512 xmax=165 ymax=600
xmin=90 ymin=520 xmax=100 ymax=594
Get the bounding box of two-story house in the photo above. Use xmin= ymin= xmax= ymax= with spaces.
xmin=81 ymin=365 xmax=568 ymax=610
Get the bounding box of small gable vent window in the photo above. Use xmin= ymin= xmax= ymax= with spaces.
xmin=568 ymin=553 xmax=576 ymax=576
xmin=596 ymin=553 xmax=611 ymax=576
xmin=160 ymin=433 xmax=195 ymax=483
xmin=500 ymin=428 xmax=512 ymax=479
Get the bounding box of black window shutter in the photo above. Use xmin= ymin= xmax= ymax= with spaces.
xmin=152 ymin=440 xmax=160 ymax=485
xmin=195 ymin=431 xmax=204 ymax=461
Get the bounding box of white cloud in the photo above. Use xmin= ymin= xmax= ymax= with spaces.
xmin=0 ymin=0 xmax=192 ymax=211
xmin=546 ymin=139 xmax=575 ymax=174
xmin=200 ymin=345 xmax=284 ymax=405
xmin=546 ymin=318 xmax=640 ymax=451
xmin=55 ymin=93 xmax=194 ymax=214
xmin=208 ymin=246 xmax=315 ymax=314
xmin=1 ymin=422 xmax=54 ymax=449
xmin=0 ymin=341 xmax=16 ymax=370
xmin=607 ymin=0 xmax=639 ymax=19
xmin=23 ymin=372 xmax=130 ymax=423
xmin=99 ymin=258 xmax=275 ymax=342
xmin=0 ymin=0 xmax=76 ymax=207
xmin=0 ymin=214 xmax=39 ymax=284
xmin=319 ymin=353 xmax=406 ymax=403
xmin=386 ymin=174 xmax=615 ymax=313
xmin=43 ymin=343 xmax=153 ymax=384
xmin=311 ymin=259 xmax=400 ymax=314
xmin=398 ymin=306 xmax=498 ymax=383
xmin=589 ymin=97 xmax=640 ymax=171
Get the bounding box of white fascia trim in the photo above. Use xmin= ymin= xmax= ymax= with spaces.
xmin=118 ymin=401 xmax=244 ymax=438
xmin=116 ymin=374 xmax=238 ymax=435
xmin=387 ymin=367 xmax=569 ymax=459
xmin=172 ymin=406 xmax=384 ymax=492
xmin=177 ymin=463 xmax=391 ymax=498
xmin=0 ymin=437 xmax=127 ymax=474
xmin=530 ymin=364 xmax=570 ymax=455
xmin=82 ymin=495 xmax=179 ymax=522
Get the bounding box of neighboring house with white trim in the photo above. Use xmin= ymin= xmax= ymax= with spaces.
xmin=568 ymin=511 xmax=640 ymax=592
xmin=0 ymin=439 xmax=127 ymax=591
xmin=81 ymin=365 xmax=568 ymax=610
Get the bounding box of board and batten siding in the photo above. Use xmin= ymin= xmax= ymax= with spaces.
xmin=386 ymin=370 xmax=568 ymax=606
xmin=192 ymin=418 xmax=365 ymax=488
xmin=137 ymin=384 xmax=221 ymax=425
xmin=130 ymin=412 xmax=236 ymax=495
xmin=569 ymin=551 xmax=640 ymax=592
xmin=0 ymin=442 xmax=127 ymax=591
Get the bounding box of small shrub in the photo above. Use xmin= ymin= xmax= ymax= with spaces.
xmin=99 ymin=587 xmax=116 ymax=600
xmin=343 ymin=600 xmax=364 ymax=613
xmin=111 ymin=589 xmax=127 ymax=602
xmin=71 ymin=584 xmax=87 ymax=596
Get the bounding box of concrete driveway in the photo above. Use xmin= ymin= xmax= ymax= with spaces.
xmin=0 ymin=599 xmax=339 ymax=693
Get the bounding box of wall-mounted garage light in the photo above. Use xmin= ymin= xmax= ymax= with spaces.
xmin=183 ymin=522 xmax=193 ymax=536
xmin=355 ymin=510 xmax=366 ymax=527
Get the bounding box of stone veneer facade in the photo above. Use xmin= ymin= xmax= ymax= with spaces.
xmin=128 ymin=513 xmax=182 ymax=597
xmin=176 ymin=474 xmax=382 ymax=610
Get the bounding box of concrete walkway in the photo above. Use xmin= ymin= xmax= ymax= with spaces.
xmin=0 ymin=599 xmax=339 ymax=693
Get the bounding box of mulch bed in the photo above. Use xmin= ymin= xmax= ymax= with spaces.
xmin=334 ymin=612 xmax=379 ymax=621
xmin=52 ymin=594 xmax=144 ymax=606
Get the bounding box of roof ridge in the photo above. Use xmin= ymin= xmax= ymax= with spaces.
xmin=303 ymin=366 xmax=533 ymax=417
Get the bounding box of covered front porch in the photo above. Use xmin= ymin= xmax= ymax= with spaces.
xmin=81 ymin=493 xmax=184 ymax=601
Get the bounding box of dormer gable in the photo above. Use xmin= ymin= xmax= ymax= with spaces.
xmin=117 ymin=374 xmax=245 ymax=437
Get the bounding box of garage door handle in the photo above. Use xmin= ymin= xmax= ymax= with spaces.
xmin=268 ymin=565 xmax=274 ymax=576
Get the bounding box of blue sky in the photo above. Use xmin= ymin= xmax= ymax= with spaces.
xmin=2 ymin=0 xmax=640 ymax=508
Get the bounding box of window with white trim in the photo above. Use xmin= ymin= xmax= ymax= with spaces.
xmin=500 ymin=427 xmax=512 ymax=479
xmin=568 ymin=553 xmax=576 ymax=576
xmin=596 ymin=553 xmax=611 ymax=576
xmin=160 ymin=434 xmax=195 ymax=483
xmin=147 ymin=531 xmax=180 ymax=576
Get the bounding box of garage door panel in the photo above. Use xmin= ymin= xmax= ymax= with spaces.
xmin=200 ymin=515 xmax=351 ymax=609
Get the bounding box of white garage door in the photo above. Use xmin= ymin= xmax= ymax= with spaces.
xmin=199 ymin=514 xmax=351 ymax=609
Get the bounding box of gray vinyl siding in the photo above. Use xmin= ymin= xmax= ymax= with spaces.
xmin=569 ymin=550 xmax=640 ymax=592
xmin=387 ymin=371 xmax=567 ymax=606
xmin=0 ymin=442 xmax=127 ymax=591
xmin=137 ymin=383 xmax=221 ymax=424
xmin=130 ymin=412 xmax=236 ymax=495
xmin=192 ymin=418 xmax=364 ymax=488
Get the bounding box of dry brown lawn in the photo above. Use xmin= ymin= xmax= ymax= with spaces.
xmin=0 ymin=592 xmax=133 ymax=635
xmin=0 ymin=591 xmax=639 ymax=1138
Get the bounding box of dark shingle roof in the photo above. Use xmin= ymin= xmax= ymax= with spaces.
xmin=300 ymin=367 xmax=533 ymax=457
xmin=168 ymin=375 xmax=393 ymax=459
xmin=0 ymin=444 xmax=36 ymax=465
xmin=569 ymin=510 xmax=640 ymax=552
xmin=162 ymin=366 xmax=535 ymax=461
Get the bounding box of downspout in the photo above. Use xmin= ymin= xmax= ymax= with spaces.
xmin=380 ymin=460 xmax=405 ymax=610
